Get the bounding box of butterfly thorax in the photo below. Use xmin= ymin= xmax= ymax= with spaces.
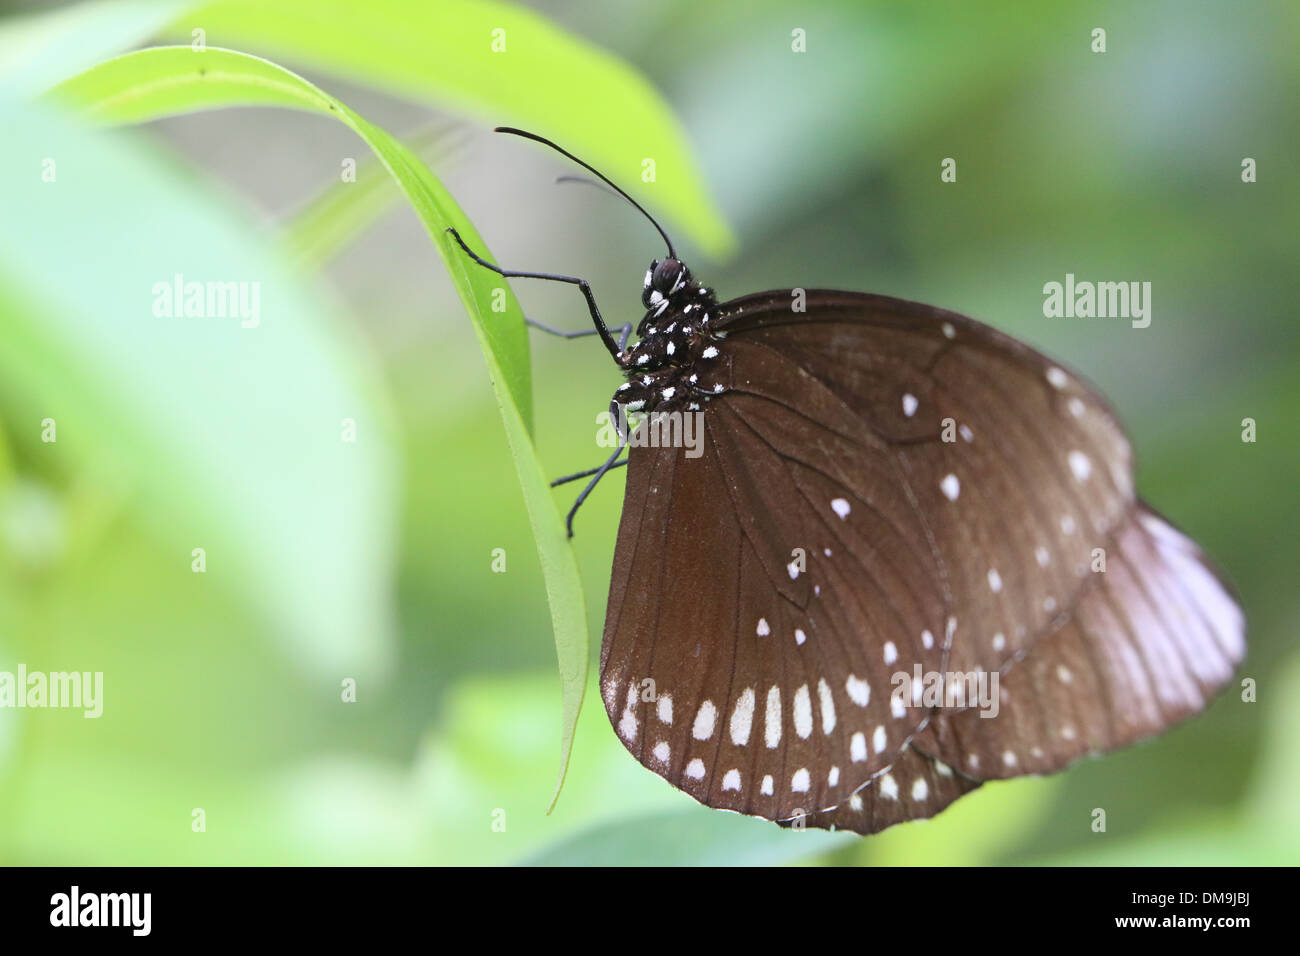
xmin=613 ymin=258 xmax=727 ymax=416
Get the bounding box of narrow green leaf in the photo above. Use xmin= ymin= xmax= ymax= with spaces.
xmin=49 ymin=46 xmax=588 ymax=805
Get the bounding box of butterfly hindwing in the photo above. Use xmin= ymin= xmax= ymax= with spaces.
xmin=914 ymin=504 xmax=1246 ymax=779
xmin=783 ymin=746 xmax=980 ymax=835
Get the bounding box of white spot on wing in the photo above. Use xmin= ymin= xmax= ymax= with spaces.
xmin=1046 ymin=366 xmax=1069 ymax=388
xmin=911 ymin=778 xmax=929 ymax=801
xmin=729 ymin=688 xmax=755 ymax=746
xmin=657 ymin=695 xmax=673 ymax=724
xmin=988 ymin=568 xmax=1003 ymax=593
xmin=902 ymin=393 xmax=918 ymax=417
xmin=846 ymin=674 xmax=870 ymax=707
xmin=791 ymin=768 xmax=810 ymax=793
xmin=1068 ymin=449 xmax=1092 ymax=481
xmin=879 ymin=774 xmax=899 ymax=800
xmin=721 ymin=769 xmax=741 ymax=791
xmin=692 ymin=700 xmax=717 ymax=741
xmin=652 ymin=741 xmax=670 ymax=763
xmin=685 ymin=758 xmax=705 ymax=779
xmin=830 ymin=497 xmax=851 ymax=519
xmin=941 ymin=473 xmax=960 ymax=501
xmin=817 ymin=678 xmax=837 ymax=734
xmin=765 ymin=686 xmax=782 ymax=748
xmin=618 ymin=684 xmax=639 ymax=742
xmin=883 ymin=641 xmax=898 ymax=665
xmin=793 ymin=684 xmax=813 ymax=739
xmin=850 ymin=732 xmax=867 ymax=762
xmin=756 ymin=617 xmax=770 ymax=636
xmin=761 ymin=774 xmax=774 ymax=795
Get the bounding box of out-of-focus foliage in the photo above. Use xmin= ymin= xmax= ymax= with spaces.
xmin=48 ymin=43 xmax=593 ymax=804
xmin=1 ymin=0 xmax=1296 ymax=865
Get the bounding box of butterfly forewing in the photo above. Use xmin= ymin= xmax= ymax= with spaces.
xmin=601 ymin=404 xmax=949 ymax=822
xmin=717 ymin=291 xmax=1136 ymax=679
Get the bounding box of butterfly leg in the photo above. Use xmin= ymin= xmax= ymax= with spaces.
xmin=559 ymin=400 xmax=629 ymax=537
xmin=446 ymin=227 xmax=627 ymax=364
xmin=550 ymin=457 xmax=629 ymax=487
xmin=526 ymin=317 xmax=634 ymax=352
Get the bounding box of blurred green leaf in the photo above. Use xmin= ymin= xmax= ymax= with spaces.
xmin=0 ymin=0 xmax=189 ymax=97
xmin=48 ymin=46 xmax=588 ymax=804
xmin=0 ymin=94 xmax=396 ymax=679
xmin=861 ymin=774 xmax=1062 ymax=866
xmin=284 ymin=124 xmax=467 ymax=270
xmin=522 ymin=808 xmax=853 ymax=866
xmin=165 ymin=0 xmax=734 ymax=258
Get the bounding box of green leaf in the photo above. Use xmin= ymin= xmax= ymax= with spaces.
xmin=521 ymin=809 xmax=855 ymax=867
xmin=165 ymin=0 xmax=734 ymax=258
xmin=48 ymin=46 xmax=588 ymax=806
xmin=283 ymin=124 xmax=466 ymax=270
xmin=0 ymin=0 xmax=191 ymax=98
xmin=0 ymin=93 xmax=396 ymax=680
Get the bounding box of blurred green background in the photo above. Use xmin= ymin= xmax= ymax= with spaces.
xmin=1 ymin=0 xmax=1296 ymax=865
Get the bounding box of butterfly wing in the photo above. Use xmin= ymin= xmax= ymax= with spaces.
xmin=914 ymin=503 xmax=1246 ymax=778
xmin=716 ymin=290 xmax=1138 ymax=678
xmin=798 ymin=503 xmax=1244 ymax=834
xmin=782 ymin=745 xmax=980 ymax=834
xmin=601 ymin=404 xmax=949 ymax=823
xmin=601 ymin=288 xmax=1241 ymax=833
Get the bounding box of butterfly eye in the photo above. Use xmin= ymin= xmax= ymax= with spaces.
xmin=652 ymin=259 xmax=688 ymax=295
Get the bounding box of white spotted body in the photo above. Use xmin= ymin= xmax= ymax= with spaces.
xmin=613 ymin=258 xmax=726 ymax=415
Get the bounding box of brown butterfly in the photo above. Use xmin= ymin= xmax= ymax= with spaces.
xmin=451 ymin=129 xmax=1246 ymax=834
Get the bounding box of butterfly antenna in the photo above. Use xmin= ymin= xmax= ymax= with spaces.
xmin=554 ymin=174 xmax=621 ymax=200
xmin=494 ymin=126 xmax=676 ymax=259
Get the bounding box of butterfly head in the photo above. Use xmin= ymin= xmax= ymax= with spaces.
xmin=642 ymin=258 xmax=692 ymax=315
